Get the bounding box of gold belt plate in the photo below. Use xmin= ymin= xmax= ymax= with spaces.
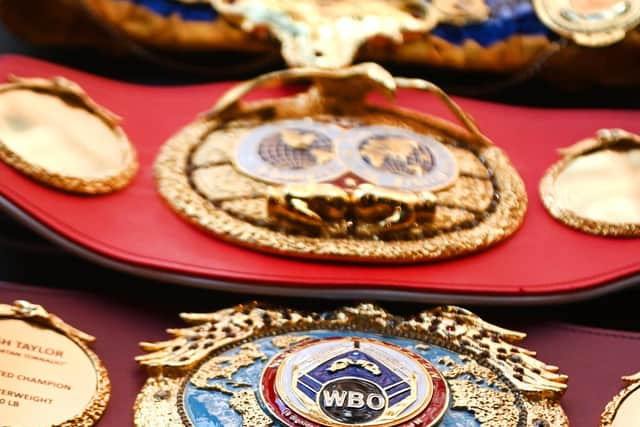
xmin=155 ymin=63 xmax=527 ymax=262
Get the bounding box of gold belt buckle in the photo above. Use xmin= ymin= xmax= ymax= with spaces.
xmin=155 ymin=63 xmax=527 ymax=262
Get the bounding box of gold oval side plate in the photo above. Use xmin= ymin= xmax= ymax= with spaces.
xmin=540 ymin=128 xmax=640 ymax=237
xmin=0 ymin=300 xmax=110 ymax=427
xmin=0 ymin=75 xmax=138 ymax=194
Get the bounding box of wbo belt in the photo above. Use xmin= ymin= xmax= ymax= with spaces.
xmin=134 ymin=303 xmax=569 ymax=427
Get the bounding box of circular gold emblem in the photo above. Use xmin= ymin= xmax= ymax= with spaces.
xmin=533 ymin=0 xmax=640 ymax=46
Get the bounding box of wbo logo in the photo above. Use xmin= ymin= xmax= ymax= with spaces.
xmin=297 ymin=344 xmax=413 ymax=424
xmin=262 ymin=337 xmax=448 ymax=427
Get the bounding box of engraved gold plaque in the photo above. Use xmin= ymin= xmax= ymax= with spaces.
xmin=0 ymin=300 xmax=110 ymax=427
xmin=134 ymin=303 xmax=568 ymax=427
xmin=155 ymin=63 xmax=527 ymax=262
xmin=0 ymin=76 xmax=138 ymax=194
xmin=540 ymin=128 xmax=640 ymax=236
xmin=601 ymin=372 xmax=640 ymax=426
xmin=533 ymin=0 xmax=640 ymax=46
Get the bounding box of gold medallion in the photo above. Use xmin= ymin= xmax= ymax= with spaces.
xmin=540 ymin=128 xmax=640 ymax=236
xmin=533 ymin=0 xmax=640 ymax=46
xmin=601 ymin=372 xmax=640 ymax=426
xmin=134 ymin=303 xmax=568 ymax=427
xmin=208 ymin=0 xmax=488 ymax=67
xmin=0 ymin=75 xmax=138 ymax=194
xmin=155 ymin=63 xmax=527 ymax=262
xmin=0 ymin=300 xmax=110 ymax=427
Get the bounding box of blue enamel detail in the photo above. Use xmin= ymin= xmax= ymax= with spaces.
xmin=181 ymin=330 xmax=513 ymax=427
xmin=432 ymin=0 xmax=552 ymax=47
xmin=113 ymin=0 xmax=217 ymax=21
xmin=113 ymin=0 xmax=553 ymax=46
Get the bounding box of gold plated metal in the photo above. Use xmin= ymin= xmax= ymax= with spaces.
xmin=540 ymin=128 xmax=640 ymax=237
xmin=133 ymin=303 xmax=568 ymax=427
xmin=0 ymin=300 xmax=110 ymax=427
xmin=208 ymin=0 xmax=489 ymax=68
xmin=601 ymin=372 xmax=640 ymax=426
xmin=155 ymin=63 xmax=527 ymax=262
xmin=533 ymin=0 xmax=640 ymax=46
xmin=0 ymin=75 xmax=138 ymax=194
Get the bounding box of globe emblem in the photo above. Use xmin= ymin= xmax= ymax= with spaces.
xmin=258 ymin=128 xmax=335 ymax=170
xmin=338 ymin=125 xmax=458 ymax=192
xmin=358 ymin=135 xmax=435 ymax=177
xmin=233 ymin=121 xmax=346 ymax=184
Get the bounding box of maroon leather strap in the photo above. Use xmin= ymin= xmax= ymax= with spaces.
xmin=0 ymin=281 xmax=637 ymax=426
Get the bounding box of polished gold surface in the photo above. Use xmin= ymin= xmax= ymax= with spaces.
xmin=601 ymin=372 xmax=640 ymax=427
xmin=208 ymin=0 xmax=488 ymax=68
xmin=155 ymin=63 xmax=526 ymax=262
xmin=0 ymin=300 xmax=110 ymax=427
xmin=540 ymin=128 xmax=640 ymax=236
xmin=133 ymin=303 xmax=568 ymax=427
xmin=533 ymin=0 xmax=640 ymax=46
xmin=0 ymin=76 xmax=138 ymax=194
xmin=0 ymin=319 xmax=97 ymax=426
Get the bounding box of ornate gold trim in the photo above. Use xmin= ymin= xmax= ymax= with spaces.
xmin=601 ymin=372 xmax=640 ymax=426
xmin=0 ymin=300 xmax=111 ymax=427
xmin=540 ymin=128 xmax=640 ymax=237
xmin=155 ymin=63 xmax=527 ymax=262
xmin=134 ymin=303 xmax=568 ymax=427
xmin=0 ymin=75 xmax=138 ymax=194
xmin=208 ymin=0 xmax=489 ymax=68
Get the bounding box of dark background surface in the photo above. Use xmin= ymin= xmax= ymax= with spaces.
xmin=0 ymin=23 xmax=639 ymax=331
